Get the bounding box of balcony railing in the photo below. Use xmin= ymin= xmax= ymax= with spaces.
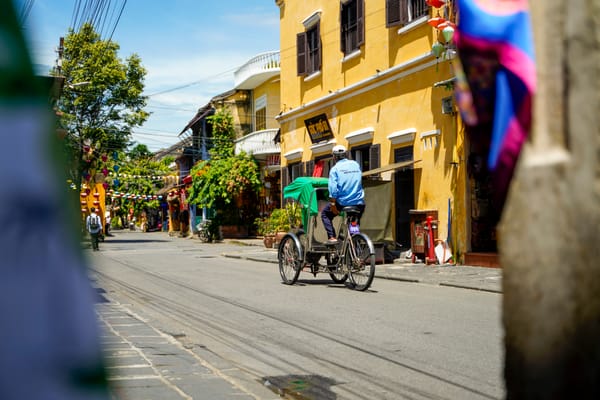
xmin=234 ymin=51 xmax=280 ymax=89
xmin=234 ymin=128 xmax=280 ymax=157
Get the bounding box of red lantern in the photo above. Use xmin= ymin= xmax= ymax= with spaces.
xmin=93 ymin=192 xmax=100 ymax=198
xmin=426 ymin=0 xmax=446 ymax=8
xmin=428 ymin=17 xmax=446 ymax=28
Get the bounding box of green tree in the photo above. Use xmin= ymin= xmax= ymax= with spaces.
xmin=187 ymin=108 xmax=261 ymax=225
xmin=109 ymin=149 xmax=172 ymax=225
xmin=57 ymin=23 xmax=149 ymax=190
xmin=128 ymin=143 xmax=152 ymax=160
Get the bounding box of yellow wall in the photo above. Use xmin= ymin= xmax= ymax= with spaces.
xmin=253 ymin=78 xmax=281 ymax=130
xmin=276 ymin=0 xmax=468 ymax=260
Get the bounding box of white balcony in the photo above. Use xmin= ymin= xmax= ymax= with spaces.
xmin=234 ymin=128 xmax=280 ymax=159
xmin=234 ymin=51 xmax=280 ymax=90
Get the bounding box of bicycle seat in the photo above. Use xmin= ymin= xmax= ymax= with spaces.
xmin=341 ymin=206 xmax=362 ymax=215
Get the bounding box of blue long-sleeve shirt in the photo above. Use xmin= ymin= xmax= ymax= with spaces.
xmin=328 ymin=158 xmax=365 ymax=206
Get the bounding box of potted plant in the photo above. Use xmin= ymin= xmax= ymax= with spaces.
xmin=255 ymin=203 xmax=303 ymax=248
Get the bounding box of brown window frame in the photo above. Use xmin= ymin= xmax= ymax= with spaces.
xmin=297 ymin=22 xmax=321 ymax=76
xmin=386 ymin=0 xmax=428 ymax=28
xmin=340 ymin=0 xmax=365 ymax=55
xmin=255 ymin=107 xmax=266 ymax=131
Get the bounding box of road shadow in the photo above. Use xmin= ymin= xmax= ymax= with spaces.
xmin=262 ymin=374 xmax=338 ymax=399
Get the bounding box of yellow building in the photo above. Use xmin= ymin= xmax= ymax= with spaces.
xmin=274 ymin=0 xmax=493 ymax=265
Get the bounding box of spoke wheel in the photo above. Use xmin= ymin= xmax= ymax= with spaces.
xmin=326 ymin=253 xmax=348 ymax=283
xmin=278 ymin=235 xmax=302 ymax=285
xmin=346 ymin=234 xmax=376 ymax=291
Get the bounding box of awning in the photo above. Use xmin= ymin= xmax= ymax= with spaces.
xmin=362 ymin=160 xmax=420 ymax=177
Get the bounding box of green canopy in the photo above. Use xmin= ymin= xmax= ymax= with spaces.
xmin=283 ymin=177 xmax=329 ymax=229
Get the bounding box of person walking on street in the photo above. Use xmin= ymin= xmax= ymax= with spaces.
xmin=321 ymin=145 xmax=365 ymax=243
xmin=104 ymin=209 xmax=112 ymax=236
xmin=86 ymin=207 xmax=102 ymax=251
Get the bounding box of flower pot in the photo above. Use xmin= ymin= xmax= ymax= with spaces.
xmin=263 ymin=235 xmax=275 ymax=248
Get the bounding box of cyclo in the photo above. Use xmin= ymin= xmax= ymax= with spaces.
xmin=277 ymin=177 xmax=376 ymax=291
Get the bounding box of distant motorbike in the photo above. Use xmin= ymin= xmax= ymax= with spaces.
xmin=197 ymin=219 xmax=213 ymax=243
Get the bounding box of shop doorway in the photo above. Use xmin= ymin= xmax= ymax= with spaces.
xmin=394 ymin=147 xmax=415 ymax=250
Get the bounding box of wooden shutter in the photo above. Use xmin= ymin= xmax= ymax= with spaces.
xmin=399 ymin=0 xmax=409 ymax=25
xmin=306 ymin=160 xmax=315 ymax=177
xmin=297 ymin=32 xmax=307 ymax=76
xmin=340 ymin=2 xmax=346 ymax=53
xmin=357 ymin=0 xmax=365 ymax=47
xmin=386 ymin=0 xmax=401 ymax=27
xmin=369 ymin=144 xmax=381 ymax=180
xmin=281 ymin=167 xmax=290 ymax=192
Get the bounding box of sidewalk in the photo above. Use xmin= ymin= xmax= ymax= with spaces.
xmin=96 ymin=294 xmax=278 ymax=400
xmin=220 ymin=238 xmax=502 ymax=294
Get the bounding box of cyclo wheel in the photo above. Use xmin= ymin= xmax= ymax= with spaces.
xmin=278 ymin=234 xmax=302 ymax=285
xmin=346 ymin=233 xmax=376 ymax=291
xmin=326 ymin=252 xmax=348 ymax=283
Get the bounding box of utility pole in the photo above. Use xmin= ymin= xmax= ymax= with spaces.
xmin=54 ymin=37 xmax=64 ymax=76
xmin=500 ymin=1 xmax=600 ymax=398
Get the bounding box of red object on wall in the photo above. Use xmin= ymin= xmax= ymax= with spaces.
xmin=426 ymin=0 xmax=446 ymax=8
xmin=426 ymin=216 xmax=436 ymax=263
xmin=312 ymin=160 xmax=324 ymax=177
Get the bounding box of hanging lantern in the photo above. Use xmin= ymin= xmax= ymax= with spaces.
xmin=93 ymin=192 xmax=100 ymax=198
xmin=80 ymin=192 xmax=88 ymax=198
xmin=102 ymin=167 xmax=109 ymax=176
xmin=442 ymin=25 xmax=455 ymax=43
xmin=103 ymin=182 xmax=109 ymax=190
xmin=81 ymin=208 xmax=88 ymax=213
xmin=93 ymin=200 xmax=100 ymax=206
xmin=427 ymin=16 xmax=445 ymax=28
xmin=113 ymin=179 xmax=120 ymax=186
xmin=113 ymin=165 xmax=120 ymax=173
xmin=432 ymin=41 xmax=445 ymax=58
xmin=80 ymin=200 xmax=87 ymax=206
xmin=426 ymin=0 xmax=446 ymax=8
xmin=101 ymin=154 xmax=108 ymax=162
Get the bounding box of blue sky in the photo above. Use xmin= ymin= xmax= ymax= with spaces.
xmin=17 ymin=0 xmax=280 ymax=151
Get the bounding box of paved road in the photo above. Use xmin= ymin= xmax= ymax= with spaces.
xmin=90 ymin=230 xmax=504 ymax=400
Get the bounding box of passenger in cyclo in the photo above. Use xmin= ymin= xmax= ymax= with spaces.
xmin=321 ymin=145 xmax=365 ymax=243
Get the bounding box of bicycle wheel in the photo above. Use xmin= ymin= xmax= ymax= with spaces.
xmin=346 ymin=234 xmax=375 ymax=291
xmin=326 ymin=252 xmax=348 ymax=283
xmin=278 ymin=234 xmax=302 ymax=285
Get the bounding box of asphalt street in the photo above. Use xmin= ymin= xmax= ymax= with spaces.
xmin=90 ymin=230 xmax=503 ymax=399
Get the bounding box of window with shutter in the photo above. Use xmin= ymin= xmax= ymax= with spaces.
xmin=297 ymin=32 xmax=307 ymax=76
xmin=306 ymin=24 xmax=321 ymax=74
xmin=340 ymin=0 xmax=364 ymax=55
xmin=281 ymin=167 xmax=290 ymax=191
xmin=306 ymin=160 xmax=315 ymax=177
xmin=387 ymin=0 xmax=428 ymax=28
xmin=386 ymin=0 xmax=401 ymax=27
xmin=369 ymin=144 xmax=381 ymax=180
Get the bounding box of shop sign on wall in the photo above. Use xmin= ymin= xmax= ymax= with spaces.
xmin=304 ymin=113 xmax=334 ymax=144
